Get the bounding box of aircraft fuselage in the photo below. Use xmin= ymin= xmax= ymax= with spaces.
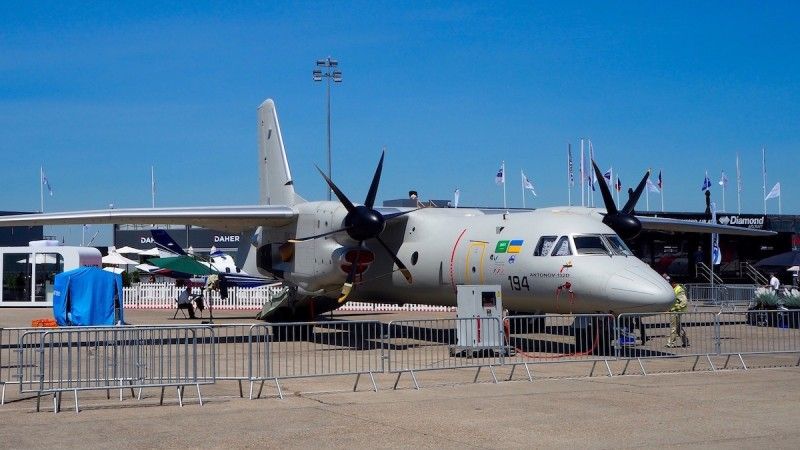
xmin=259 ymin=202 xmax=675 ymax=315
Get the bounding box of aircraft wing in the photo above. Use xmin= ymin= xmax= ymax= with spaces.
xmin=637 ymin=216 xmax=776 ymax=236
xmin=0 ymin=205 xmax=297 ymax=232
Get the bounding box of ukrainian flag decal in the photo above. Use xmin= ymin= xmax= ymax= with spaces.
xmin=507 ymin=239 xmax=524 ymax=253
xmin=495 ymin=240 xmax=509 ymax=253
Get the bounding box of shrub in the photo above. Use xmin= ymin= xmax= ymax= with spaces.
xmin=754 ymin=287 xmax=780 ymax=308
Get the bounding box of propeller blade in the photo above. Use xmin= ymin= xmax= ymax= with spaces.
xmin=364 ymin=151 xmax=385 ymax=209
xmin=383 ymin=208 xmax=420 ymax=222
xmin=316 ymin=166 xmax=356 ymax=213
xmin=288 ymin=227 xmax=351 ymax=243
xmin=375 ymin=236 xmax=412 ymax=283
xmin=591 ymin=160 xmax=618 ymax=215
xmin=621 ymin=170 xmax=650 ymax=214
xmin=338 ymin=243 xmax=363 ymax=304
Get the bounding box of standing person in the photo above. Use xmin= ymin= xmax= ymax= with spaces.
xmin=769 ymin=272 xmax=780 ymax=294
xmin=665 ymin=276 xmax=689 ymax=348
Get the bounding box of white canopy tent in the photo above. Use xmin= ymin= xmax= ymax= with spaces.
xmin=102 ymin=266 xmax=125 ymax=274
xmin=115 ymin=246 xmax=142 ymax=255
xmin=102 ymin=252 xmax=139 ymax=266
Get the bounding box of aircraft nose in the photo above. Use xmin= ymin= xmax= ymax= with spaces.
xmin=605 ymin=266 xmax=674 ymax=312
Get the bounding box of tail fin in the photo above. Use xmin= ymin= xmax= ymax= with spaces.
xmin=151 ymin=230 xmax=187 ymax=255
xmin=258 ymin=99 xmax=305 ymax=206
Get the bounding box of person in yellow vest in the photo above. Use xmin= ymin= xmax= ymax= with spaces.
xmin=664 ymin=275 xmax=689 ymax=348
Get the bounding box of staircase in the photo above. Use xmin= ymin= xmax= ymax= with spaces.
xmin=740 ymin=262 xmax=769 ymax=285
xmin=696 ymin=262 xmax=724 ymax=284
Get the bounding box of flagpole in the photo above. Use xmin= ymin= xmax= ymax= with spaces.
xmin=580 ymin=139 xmax=584 ymax=207
xmin=646 ymin=188 xmax=650 ymax=211
xmin=721 ymin=173 xmax=726 ymax=212
xmin=521 ymin=169 xmax=525 ymax=209
xmin=661 ymin=169 xmax=665 ymax=212
xmin=502 ymin=161 xmax=507 ymax=210
xmin=587 ymin=139 xmax=595 ymax=208
xmin=736 ymin=153 xmax=742 ymax=214
xmin=40 ymin=166 xmax=44 ymax=213
xmin=615 ymin=176 xmax=619 ymax=206
xmin=151 ymin=165 xmax=156 ymax=208
xmin=567 ymin=143 xmax=572 ymax=206
xmin=779 ymin=185 xmax=782 ymax=214
xmin=762 ymin=147 xmax=767 ymax=214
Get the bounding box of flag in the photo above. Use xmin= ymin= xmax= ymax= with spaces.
xmin=42 ymin=173 xmax=54 ymax=196
xmin=646 ymin=179 xmax=661 ymax=193
xmin=453 ymin=188 xmax=460 ymax=208
xmin=603 ymin=168 xmax=612 ymax=182
xmin=718 ymin=170 xmax=728 ymax=187
xmin=567 ymin=145 xmax=574 ymax=187
xmin=495 ymin=164 xmax=505 ymax=185
xmin=657 ymin=170 xmax=663 ymax=190
xmin=765 ymin=182 xmax=781 ymax=200
xmin=522 ymin=172 xmax=537 ymax=196
xmin=615 ymin=177 xmax=622 ymax=192
xmin=701 ymin=171 xmax=712 ymax=191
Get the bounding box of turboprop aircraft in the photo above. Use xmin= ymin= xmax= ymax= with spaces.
xmin=137 ymin=229 xmax=276 ymax=288
xmin=0 ymin=99 xmax=774 ymax=322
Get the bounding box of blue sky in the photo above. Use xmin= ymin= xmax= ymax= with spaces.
xmin=1 ymin=1 xmax=798 ymax=245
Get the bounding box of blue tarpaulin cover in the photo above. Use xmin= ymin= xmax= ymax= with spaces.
xmin=53 ymin=267 xmax=124 ymax=326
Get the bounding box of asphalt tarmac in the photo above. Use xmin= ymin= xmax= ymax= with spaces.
xmin=1 ymin=308 xmax=799 ymax=448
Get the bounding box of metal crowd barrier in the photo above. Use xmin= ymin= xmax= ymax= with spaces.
xmin=248 ymin=320 xmax=384 ymax=399
xmin=717 ymin=310 xmax=800 ymax=369
xmin=17 ymin=326 xmax=215 ymax=413
xmin=385 ymin=318 xmax=506 ymax=390
xmin=685 ymin=283 xmax=757 ymax=310
xmin=4 ymin=310 xmax=800 ymax=412
xmin=504 ymin=314 xmax=616 ymax=380
xmin=615 ymin=312 xmax=720 ymax=375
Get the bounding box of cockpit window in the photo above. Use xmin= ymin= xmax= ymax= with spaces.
xmin=533 ymin=236 xmax=557 ymax=256
xmin=551 ymin=236 xmax=572 ymax=256
xmin=573 ymin=235 xmax=610 ymax=255
xmin=604 ymin=234 xmax=633 ymax=256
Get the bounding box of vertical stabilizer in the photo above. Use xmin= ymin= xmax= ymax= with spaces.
xmin=258 ymin=99 xmax=305 ymax=206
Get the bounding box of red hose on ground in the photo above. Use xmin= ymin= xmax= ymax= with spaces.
xmin=504 ymin=317 xmax=601 ymax=359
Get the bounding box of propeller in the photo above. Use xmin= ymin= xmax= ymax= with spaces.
xmin=296 ymin=151 xmax=414 ymax=302
xmin=591 ymin=160 xmax=650 ymax=240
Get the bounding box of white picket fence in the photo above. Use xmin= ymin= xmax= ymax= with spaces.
xmin=122 ymin=282 xmax=455 ymax=313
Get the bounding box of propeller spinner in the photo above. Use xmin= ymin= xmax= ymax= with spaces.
xmin=591 ymin=160 xmax=649 ymax=240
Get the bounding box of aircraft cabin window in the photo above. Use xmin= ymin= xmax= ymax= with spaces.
xmin=533 ymin=236 xmax=557 ymax=256
xmin=551 ymin=236 xmax=572 ymax=256
xmin=604 ymin=234 xmax=633 ymax=256
xmin=573 ymin=235 xmax=610 ymax=255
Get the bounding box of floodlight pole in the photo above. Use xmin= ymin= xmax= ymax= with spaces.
xmin=313 ymin=57 xmax=342 ymax=201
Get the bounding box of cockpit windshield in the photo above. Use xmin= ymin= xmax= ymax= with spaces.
xmin=604 ymin=234 xmax=633 ymax=256
xmin=572 ymin=235 xmax=610 ymax=255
